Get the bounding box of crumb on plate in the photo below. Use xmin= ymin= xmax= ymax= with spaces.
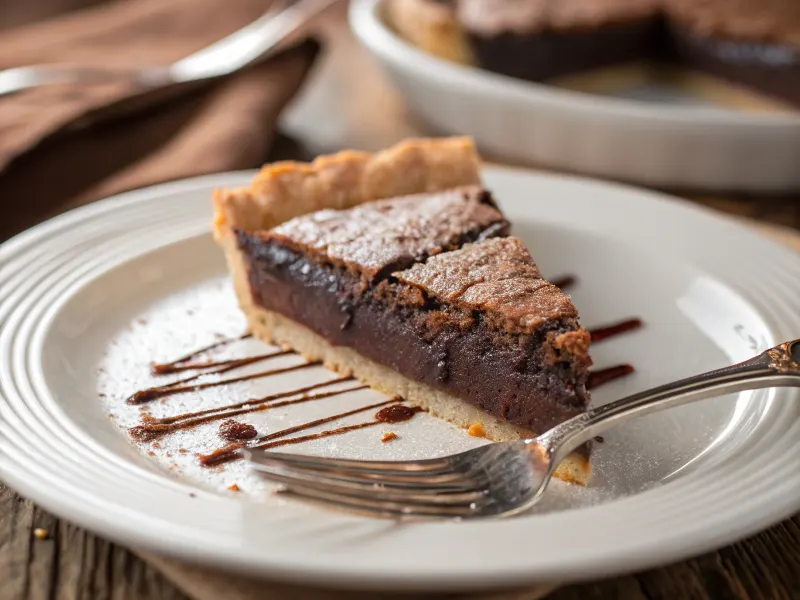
xmin=467 ymin=423 xmax=486 ymax=438
xmin=381 ymin=432 xmax=398 ymax=443
xmin=219 ymin=419 xmax=258 ymax=442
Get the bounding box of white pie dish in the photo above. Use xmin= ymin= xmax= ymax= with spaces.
xmin=349 ymin=0 xmax=800 ymax=193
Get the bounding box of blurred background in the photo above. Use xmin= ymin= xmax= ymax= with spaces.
xmin=1 ymin=0 xmax=798 ymax=242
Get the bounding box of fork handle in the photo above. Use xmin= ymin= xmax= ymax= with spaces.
xmin=537 ymin=339 xmax=800 ymax=469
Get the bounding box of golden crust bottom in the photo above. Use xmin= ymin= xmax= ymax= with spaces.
xmin=222 ymin=237 xmax=590 ymax=485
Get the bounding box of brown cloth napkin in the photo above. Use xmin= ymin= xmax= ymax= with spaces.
xmin=0 ymin=0 xmax=321 ymax=241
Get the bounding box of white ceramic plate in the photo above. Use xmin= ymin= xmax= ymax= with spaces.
xmin=349 ymin=0 xmax=800 ymax=192
xmin=1 ymin=168 xmax=799 ymax=593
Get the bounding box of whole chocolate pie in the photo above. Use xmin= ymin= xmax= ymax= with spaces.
xmin=213 ymin=137 xmax=592 ymax=484
xmin=387 ymin=0 xmax=800 ymax=107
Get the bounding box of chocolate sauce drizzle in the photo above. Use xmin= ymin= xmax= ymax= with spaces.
xmin=375 ymin=404 xmax=422 ymax=423
xmin=127 ymin=355 xmax=312 ymax=404
xmin=589 ymin=318 xmax=643 ymax=343
xmin=587 ymin=364 xmax=635 ymax=390
xmin=198 ymin=399 xmax=403 ymax=467
xmin=153 ymin=377 xmax=355 ymax=425
xmin=582 ymin=315 xmax=641 ymax=390
xmin=550 ymin=275 xmax=576 ymax=290
xmin=150 ymin=333 xmax=253 ymax=374
xmin=129 ymin=379 xmax=366 ymax=442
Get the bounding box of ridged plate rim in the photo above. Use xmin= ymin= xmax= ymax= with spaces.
xmin=0 ymin=169 xmax=799 ymax=592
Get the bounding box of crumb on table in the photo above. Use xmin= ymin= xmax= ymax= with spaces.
xmin=467 ymin=423 xmax=486 ymax=438
xmin=381 ymin=432 xmax=398 ymax=443
xmin=33 ymin=528 xmax=48 ymax=540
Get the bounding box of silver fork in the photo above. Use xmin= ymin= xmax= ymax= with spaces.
xmin=0 ymin=0 xmax=336 ymax=97
xmin=248 ymin=338 xmax=800 ymax=519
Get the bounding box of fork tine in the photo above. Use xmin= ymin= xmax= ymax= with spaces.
xmin=250 ymin=454 xmax=477 ymax=490
xmin=267 ymin=474 xmax=483 ymax=518
xmin=278 ymin=489 xmax=477 ymax=521
xmin=247 ymin=450 xmax=471 ymax=485
xmin=251 ymin=461 xmax=488 ymax=504
xmin=246 ymin=449 xmax=455 ymax=475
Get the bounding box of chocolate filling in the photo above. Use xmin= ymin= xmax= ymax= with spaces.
xmin=469 ymin=19 xmax=660 ymax=82
xmin=237 ymin=233 xmax=590 ymax=434
xmin=452 ymin=4 xmax=800 ymax=105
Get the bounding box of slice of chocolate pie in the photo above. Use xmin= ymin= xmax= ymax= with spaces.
xmin=213 ymin=138 xmax=592 ymax=484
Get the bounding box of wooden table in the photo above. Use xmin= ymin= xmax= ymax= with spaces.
xmin=1 ymin=5 xmax=799 ymax=599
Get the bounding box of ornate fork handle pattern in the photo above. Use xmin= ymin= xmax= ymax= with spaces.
xmin=538 ymin=339 xmax=800 ymax=479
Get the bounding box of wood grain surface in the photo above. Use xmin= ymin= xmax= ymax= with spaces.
xmin=1 ymin=4 xmax=799 ymax=600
